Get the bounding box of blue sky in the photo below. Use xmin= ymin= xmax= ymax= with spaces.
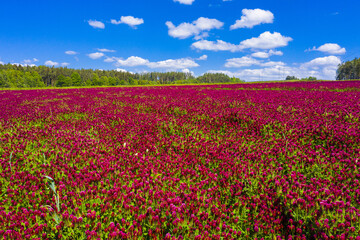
xmin=0 ymin=0 xmax=359 ymax=81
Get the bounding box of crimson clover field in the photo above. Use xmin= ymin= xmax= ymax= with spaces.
xmin=1 ymin=81 xmax=360 ymax=240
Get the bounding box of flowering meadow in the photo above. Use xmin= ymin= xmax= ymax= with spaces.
xmin=1 ymin=81 xmax=360 ymax=240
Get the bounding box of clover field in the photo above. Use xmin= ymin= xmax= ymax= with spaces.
xmin=1 ymin=81 xmax=360 ymax=239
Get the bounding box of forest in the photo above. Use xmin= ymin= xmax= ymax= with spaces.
xmin=0 ymin=64 xmax=242 ymax=88
xmin=336 ymin=58 xmax=360 ymax=80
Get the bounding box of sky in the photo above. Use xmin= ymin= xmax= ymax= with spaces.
xmin=0 ymin=0 xmax=359 ymax=81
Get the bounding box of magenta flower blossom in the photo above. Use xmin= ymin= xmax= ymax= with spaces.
xmin=1 ymin=81 xmax=360 ymax=239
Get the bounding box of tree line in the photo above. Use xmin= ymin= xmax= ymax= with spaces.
xmin=285 ymin=76 xmax=317 ymax=81
xmin=0 ymin=64 xmax=243 ymax=88
xmin=336 ymin=58 xmax=360 ymax=80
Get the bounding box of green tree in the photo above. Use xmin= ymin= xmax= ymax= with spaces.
xmin=92 ymin=73 xmax=101 ymax=86
xmin=285 ymin=76 xmax=298 ymax=80
xmin=64 ymin=77 xmax=72 ymax=87
xmin=197 ymin=73 xmax=233 ymax=83
xmin=85 ymin=78 xmax=92 ymax=86
xmin=100 ymin=76 xmax=109 ymax=86
xmin=337 ymin=58 xmax=360 ymax=80
xmin=108 ymin=77 xmax=117 ymax=86
xmin=71 ymin=72 xmax=82 ymax=86
xmin=56 ymin=75 xmax=66 ymax=87
xmin=0 ymin=71 xmax=9 ymax=87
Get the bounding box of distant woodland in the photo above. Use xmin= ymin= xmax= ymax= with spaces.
xmin=0 ymin=64 xmax=243 ymax=88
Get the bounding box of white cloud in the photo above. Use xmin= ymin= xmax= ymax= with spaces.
xmin=111 ymin=16 xmax=144 ymax=28
xmin=115 ymin=56 xmax=150 ymax=67
xmin=97 ymin=48 xmax=116 ymax=53
xmin=211 ymin=56 xmax=341 ymax=81
xmin=148 ymin=58 xmax=199 ymax=69
xmin=192 ymin=31 xmax=292 ymax=52
xmin=192 ymin=39 xmax=241 ymax=52
xmin=166 ymin=17 xmax=223 ymax=39
xmin=87 ymin=52 xmax=105 ymax=60
xmin=45 ymin=60 xmax=59 ymax=66
xmin=251 ymin=52 xmax=269 ymax=59
xmin=225 ymin=57 xmax=261 ymax=67
xmin=104 ymin=56 xmax=117 ymax=63
xmin=182 ymin=68 xmax=195 ymax=76
xmin=302 ymin=55 xmax=341 ymax=68
xmin=61 ymin=62 xmax=70 ymax=67
xmin=88 ymin=20 xmax=105 ymax=29
xmin=174 ymin=0 xmax=195 ymax=5
xmin=225 ymin=57 xmax=285 ymax=68
xmin=251 ymin=50 xmax=283 ymax=58
xmin=240 ymin=31 xmax=292 ymax=49
xmin=230 ymin=9 xmax=274 ymax=30
xmin=116 ymin=68 xmax=134 ymax=74
xmin=12 ymin=63 xmax=36 ymax=67
xmin=33 ymin=58 xmax=39 ymax=62
xmin=212 ymin=67 xmax=292 ymax=81
xmin=261 ymin=61 xmax=286 ymax=67
xmin=116 ymin=68 xmax=127 ymax=72
xmin=65 ymin=50 xmax=78 ymax=55
xmin=197 ymin=55 xmax=208 ymax=60
xmin=310 ymin=43 xmax=346 ymax=55
xmin=111 ymin=56 xmax=199 ymax=70
xmin=0 ymin=61 xmax=3 ymax=65
xmin=300 ymin=56 xmax=341 ymax=80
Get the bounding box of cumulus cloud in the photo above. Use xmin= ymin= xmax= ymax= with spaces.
xmin=197 ymin=55 xmax=208 ymax=60
xmin=192 ymin=40 xmax=241 ymax=52
xmin=302 ymin=55 xmax=341 ymax=68
xmin=111 ymin=56 xmax=199 ymax=70
xmin=45 ymin=60 xmax=59 ymax=66
xmin=148 ymin=58 xmax=199 ymax=69
xmin=115 ymin=68 xmax=134 ymax=74
xmin=174 ymin=0 xmax=195 ymax=5
xmin=230 ymin=9 xmax=274 ymax=30
xmin=261 ymin=61 xmax=286 ymax=67
xmin=88 ymin=20 xmax=105 ymax=29
xmin=12 ymin=63 xmax=36 ymax=67
xmin=225 ymin=57 xmax=285 ymax=68
xmin=115 ymin=56 xmax=150 ymax=67
xmin=0 ymin=61 xmax=3 ymax=65
xmin=240 ymin=31 xmax=292 ymax=49
xmin=61 ymin=62 xmax=70 ymax=67
xmin=310 ymin=43 xmax=346 ymax=55
xmin=111 ymin=16 xmax=144 ymax=28
xmin=251 ymin=50 xmax=283 ymax=58
xmin=166 ymin=17 xmax=223 ymax=39
xmin=104 ymin=56 xmax=117 ymax=63
xmin=87 ymin=52 xmax=105 ymax=60
xmin=299 ymin=56 xmax=341 ymax=79
xmin=192 ymin=31 xmax=292 ymax=52
xmin=211 ymin=55 xmax=341 ymax=81
xmin=116 ymin=68 xmax=128 ymax=72
xmin=182 ymin=68 xmax=195 ymax=76
xmin=65 ymin=50 xmax=78 ymax=55
xmin=225 ymin=57 xmax=261 ymax=68
xmin=208 ymin=69 xmax=282 ymax=81
xmin=97 ymin=48 xmax=116 ymax=53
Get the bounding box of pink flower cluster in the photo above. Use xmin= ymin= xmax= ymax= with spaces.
xmin=0 ymin=81 xmax=360 ymax=239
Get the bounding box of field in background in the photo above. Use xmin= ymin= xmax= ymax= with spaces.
xmin=1 ymin=81 xmax=360 ymax=239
